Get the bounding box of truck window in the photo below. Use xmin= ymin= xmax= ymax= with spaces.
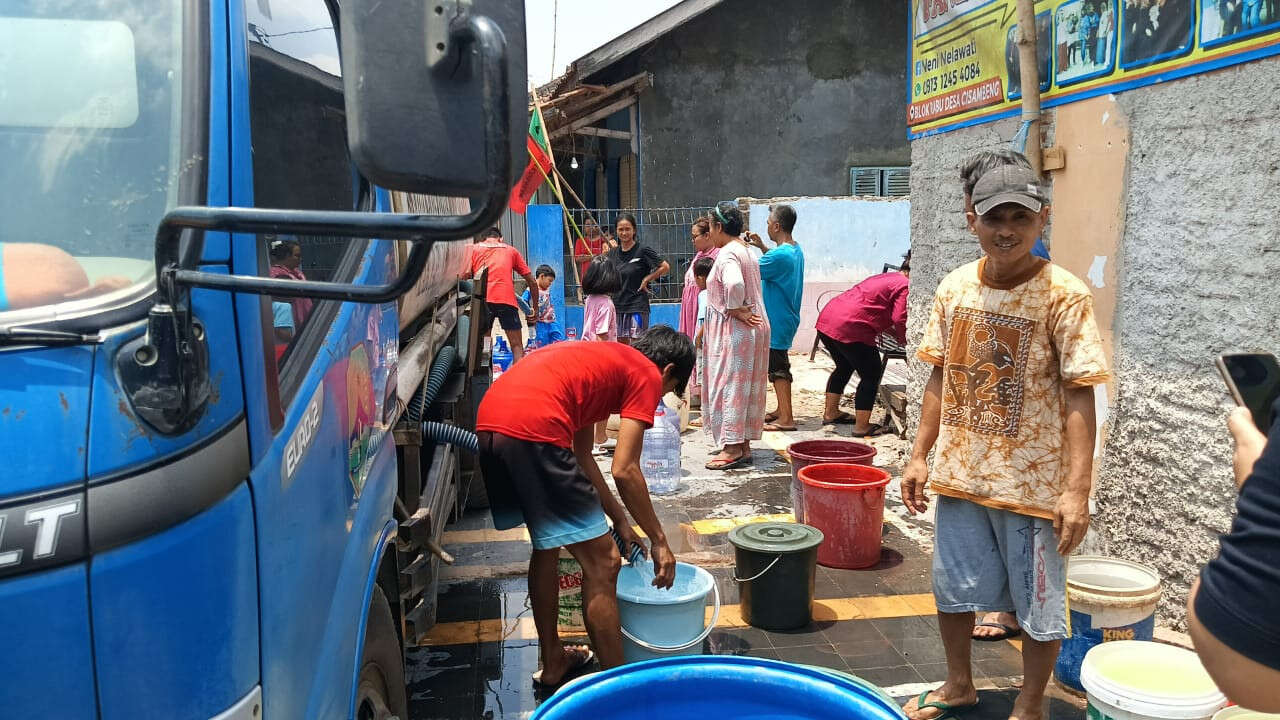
xmin=0 ymin=1 xmax=197 ymax=318
xmin=246 ymin=0 xmax=367 ymax=397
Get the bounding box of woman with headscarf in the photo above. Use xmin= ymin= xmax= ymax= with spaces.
xmin=701 ymin=202 xmax=770 ymax=471
xmin=268 ymin=236 xmax=313 ymax=328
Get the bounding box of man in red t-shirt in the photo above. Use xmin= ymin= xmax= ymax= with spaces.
xmin=465 ymin=226 xmax=538 ymax=362
xmin=475 ymin=326 xmax=695 ymax=686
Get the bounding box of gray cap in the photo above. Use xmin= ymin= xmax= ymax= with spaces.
xmin=971 ymin=165 xmax=1046 ymax=215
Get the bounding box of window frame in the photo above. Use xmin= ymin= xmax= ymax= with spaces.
xmin=244 ymin=0 xmax=373 ymax=413
xmin=850 ymin=166 xmax=910 ymax=198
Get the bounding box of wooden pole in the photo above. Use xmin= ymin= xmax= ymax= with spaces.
xmin=530 ymin=84 xmax=585 ymax=300
xmin=1015 ymin=0 xmax=1043 ymax=177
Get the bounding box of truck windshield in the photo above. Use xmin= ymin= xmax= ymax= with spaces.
xmin=0 ymin=1 xmax=198 ymax=318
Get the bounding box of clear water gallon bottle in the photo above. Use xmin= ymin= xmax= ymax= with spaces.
xmin=641 ymin=404 xmax=680 ymax=495
xmin=492 ymin=336 xmax=513 ymax=380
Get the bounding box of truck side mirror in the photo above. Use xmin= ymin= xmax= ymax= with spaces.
xmin=339 ymin=0 xmax=527 ymax=196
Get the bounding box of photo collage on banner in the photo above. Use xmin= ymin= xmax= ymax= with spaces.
xmin=909 ymin=0 xmax=1280 ymax=138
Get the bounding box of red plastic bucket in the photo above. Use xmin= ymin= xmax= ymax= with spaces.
xmin=799 ymin=463 xmax=891 ymax=569
xmin=787 ymin=440 xmax=877 ymax=524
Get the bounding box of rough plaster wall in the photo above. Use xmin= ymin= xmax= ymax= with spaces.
xmin=1097 ymin=57 xmax=1280 ymax=629
xmin=591 ymin=0 xmax=909 ymax=208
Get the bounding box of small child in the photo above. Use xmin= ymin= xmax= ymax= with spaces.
xmin=581 ymin=255 xmax=622 ymax=450
xmin=521 ymin=264 xmax=564 ymax=348
xmin=689 ymin=256 xmax=715 ymax=427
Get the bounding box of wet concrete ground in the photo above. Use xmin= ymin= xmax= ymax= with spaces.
xmin=407 ymin=354 xmax=1088 ymax=719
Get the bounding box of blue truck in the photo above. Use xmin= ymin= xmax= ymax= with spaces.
xmin=0 ymin=1 xmax=526 ymax=717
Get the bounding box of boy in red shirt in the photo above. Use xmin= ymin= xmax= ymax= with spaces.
xmin=465 ymin=226 xmax=538 ymax=362
xmin=476 ymin=326 xmax=694 ymax=687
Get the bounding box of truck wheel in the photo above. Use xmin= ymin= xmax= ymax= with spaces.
xmin=356 ymin=585 xmax=408 ymax=720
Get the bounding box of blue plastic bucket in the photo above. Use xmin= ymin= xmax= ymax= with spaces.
xmin=1055 ymin=557 xmax=1161 ymax=693
xmin=533 ymin=656 xmax=909 ymax=719
xmin=615 ymin=561 xmax=720 ymax=664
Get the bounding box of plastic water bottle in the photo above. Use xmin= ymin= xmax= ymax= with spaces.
xmin=641 ymin=405 xmax=680 ymax=495
xmin=566 ymin=326 xmax=578 ymax=342
xmin=525 ymin=338 xmax=537 ymax=354
xmin=658 ymin=399 xmax=681 ymax=435
xmin=492 ymin=336 xmax=513 ymax=380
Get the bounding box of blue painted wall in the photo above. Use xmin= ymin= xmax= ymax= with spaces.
xmin=527 ymin=204 xmax=680 ymax=339
xmin=526 ymin=205 xmax=566 ymax=328
xmin=747 ymin=197 xmax=910 ymax=283
xmin=746 ymin=196 xmax=911 ymax=351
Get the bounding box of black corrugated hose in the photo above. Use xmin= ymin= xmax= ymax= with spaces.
xmin=422 ymin=421 xmax=479 ymax=454
xmin=406 ymin=345 xmax=458 ymax=423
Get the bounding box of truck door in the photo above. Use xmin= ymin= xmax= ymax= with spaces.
xmin=230 ymin=0 xmax=401 ymax=716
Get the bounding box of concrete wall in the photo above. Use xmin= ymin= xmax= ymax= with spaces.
xmin=1095 ymin=59 xmax=1280 ymax=626
xmin=586 ymin=0 xmax=909 ymax=209
xmin=907 ymin=57 xmax=1280 ymax=629
xmin=745 ymin=196 xmax=911 ymax=352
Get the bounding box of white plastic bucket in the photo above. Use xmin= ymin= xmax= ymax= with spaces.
xmin=1057 ymin=556 xmax=1162 ymax=692
xmin=1213 ymin=708 xmax=1280 ymax=720
xmin=1081 ymin=641 xmax=1225 ymax=720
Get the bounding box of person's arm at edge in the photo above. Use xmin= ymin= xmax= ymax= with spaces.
xmin=611 ymin=418 xmax=676 ymax=588
xmin=572 ymin=425 xmax=643 ymax=551
xmin=1055 ymin=386 xmax=1095 ymax=554
xmin=903 ymin=365 xmax=942 ymax=514
xmin=1189 ymin=579 xmax=1280 ymax=712
xmin=1186 ymin=408 xmax=1280 ymax=712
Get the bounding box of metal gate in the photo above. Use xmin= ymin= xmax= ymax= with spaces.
xmin=562 ymin=207 xmax=711 ymax=303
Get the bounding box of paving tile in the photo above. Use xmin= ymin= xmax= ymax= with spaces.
xmin=848 ymin=664 xmax=925 ymax=688
xmin=706 ymin=627 xmax=773 ymax=655
xmin=411 ymin=694 xmax=480 ymax=720
xmin=773 ymin=642 xmax=851 ymax=672
xmin=891 ymin=636 xmax=950 ymax=665
xmin=827 ymin=566 xmax=896 ymax=596
xmin=743 ymin=647 xmax=782 ymax=661
xmin=766 ymin=620 xmax=831 ymax=648
xmin=966 ymin=690 xmax=1017 ymax=720
xmin=972 ymin=638 xmax=1023 ymax=664
xmin=405 ymin=644 xmax=478 ymax=703
xmin=814 ymin=568 xmax=846 ymax=599
xmin=435 ymin=581 xmax=485 ymax=624
xmin=975 ymin=654 xmax=1025 ymax=682
xmin=832 ymin=638 xmax=909 ymax=670
xmin=822 ymin=618 xmax=890 ymax=645
xmin=909 ymin=661 xmax=994 ymax=685
xmin=871 ymin=615 xmax=940 ymax=644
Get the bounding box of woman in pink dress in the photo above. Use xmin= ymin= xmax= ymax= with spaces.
xmin=581 ymin=255 xmax=621 ymax=452
xmin=268 ymin=237 xmax=313 ymax=327
xmin=701 ymin=202 xmax=770 ymax=470
xmin=680 ymin=216 xmax=719 ymax=408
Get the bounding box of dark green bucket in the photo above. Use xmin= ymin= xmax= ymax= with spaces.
xmin=728 ymin=522 xmax=825 ymax=631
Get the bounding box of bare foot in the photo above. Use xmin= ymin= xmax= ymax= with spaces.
xmin=764 ymin=410 xmax=779 ymax=423
xmin=1008 ymin=692 xmax=1045 ymax=720
xmin=902 ymin=682 xmax=980 ymax=720
xmin=533 ymin=645 xmax=593 ymax=687
xmin=973 ymin=611 xmax=1021 ymax=641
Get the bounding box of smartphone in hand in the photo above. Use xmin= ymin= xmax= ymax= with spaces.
xmin=1216 ymin=352 xmax=1280 ymax=432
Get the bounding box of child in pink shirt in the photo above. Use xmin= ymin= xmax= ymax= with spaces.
xmin=581 ymin=255 xmax=621 ymax=450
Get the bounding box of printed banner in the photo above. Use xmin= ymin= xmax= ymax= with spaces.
xmin=909 ymin=0 xmax=1280 ymax=138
